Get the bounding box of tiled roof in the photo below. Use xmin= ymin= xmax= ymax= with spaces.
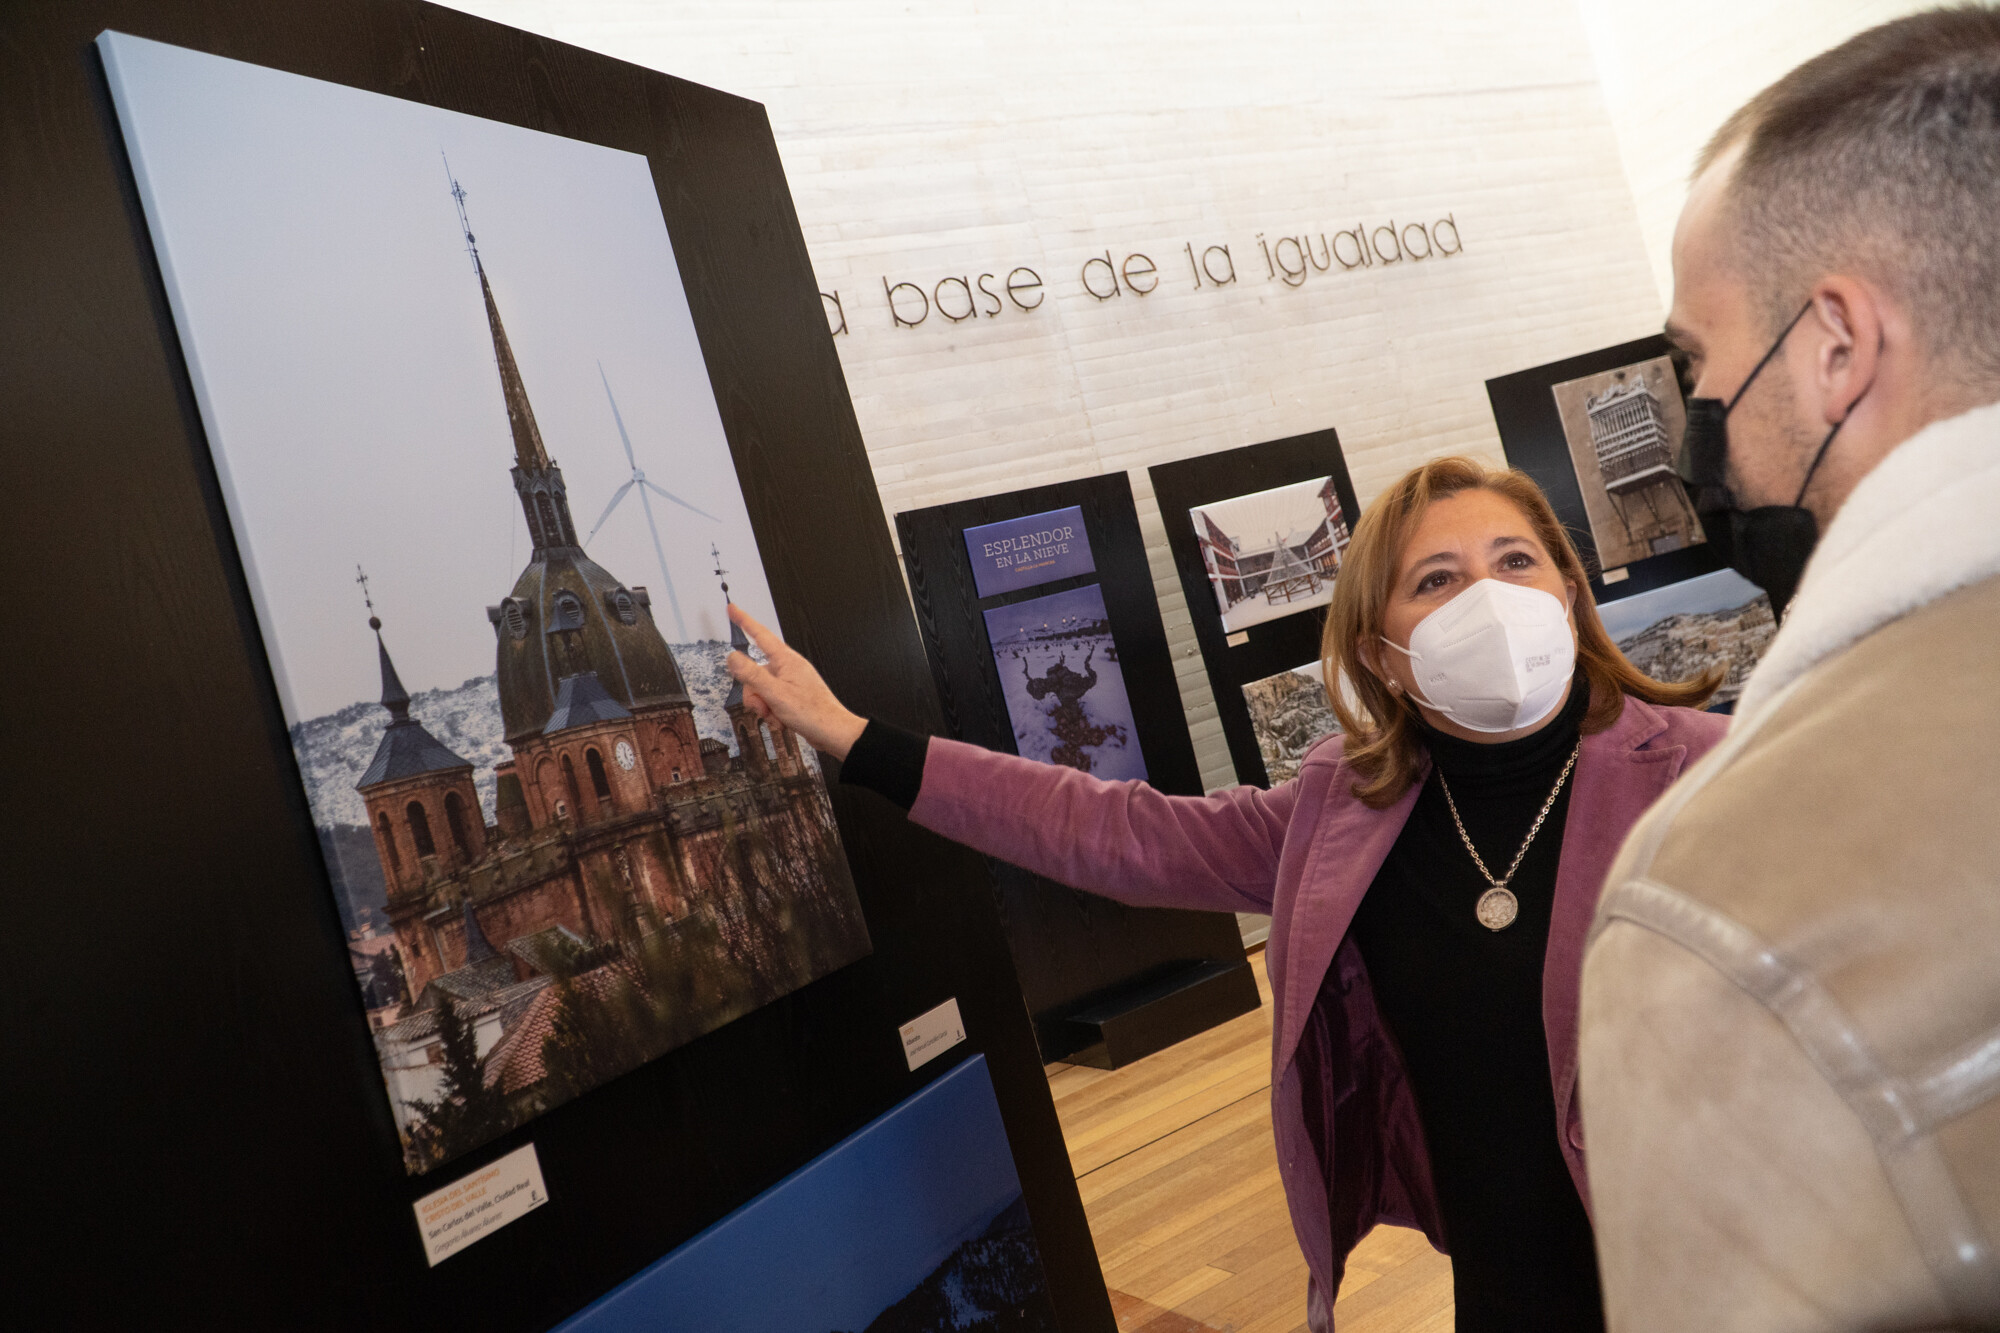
xmin=505 ymin=925 xmax=593 ymax=977
xmin=378 ymin=976 xmax=546 ymax=1046
xmin=357 ymin=718 xmax=473 ymax=788
xmin=414 ymin=955 xmax=518 ymax=1010
xmin=542 ymin=670 xmax=632 ymax=735
xmin=481 ymin=962 xmax=638 ymax=1095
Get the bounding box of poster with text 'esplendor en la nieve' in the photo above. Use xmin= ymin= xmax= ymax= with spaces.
xmin=961 ymin=505 xmax=1095 ymax=599
xmin=100 ymin=31 xmax=870 ymax=1175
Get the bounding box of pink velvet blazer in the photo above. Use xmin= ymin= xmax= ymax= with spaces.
xmin=908 ymin=693 xmax=1727 ymax=1329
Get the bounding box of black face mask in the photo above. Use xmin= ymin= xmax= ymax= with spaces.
xmin=1677 ymin=301 xmax=1844 ymax=620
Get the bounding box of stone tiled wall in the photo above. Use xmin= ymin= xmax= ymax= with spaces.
xmin=447 ymin=1 xmax=1842 ymax=791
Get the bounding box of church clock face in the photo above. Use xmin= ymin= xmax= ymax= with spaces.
xmin=614 ymin=739 xmax=637 ymax=771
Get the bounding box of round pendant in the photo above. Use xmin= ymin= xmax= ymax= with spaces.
xmin=1476 ymin=887 xmax=1519 ymax=932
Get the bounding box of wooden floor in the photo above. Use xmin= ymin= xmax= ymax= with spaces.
xmin=1048 ymin=950 xmax=1454 ymax=1333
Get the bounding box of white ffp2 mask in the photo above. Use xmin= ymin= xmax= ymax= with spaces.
xmin=1380 ymin=579 xmax=1576 ymax=733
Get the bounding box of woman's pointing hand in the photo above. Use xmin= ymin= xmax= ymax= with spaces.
xmin=724 ymin=603 xmax=869 ymax=761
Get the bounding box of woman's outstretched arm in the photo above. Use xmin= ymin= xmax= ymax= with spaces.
xmin=726 ymin=604 xmax=1291 ymax=916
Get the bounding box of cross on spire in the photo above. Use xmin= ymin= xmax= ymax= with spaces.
xmin=444 ymin=154 xmax=482 ymax=278
xmin=356 ymin=563 xmax=380 ymax=631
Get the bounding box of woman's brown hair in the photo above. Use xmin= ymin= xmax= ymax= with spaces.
xmin=1321 ymin=456 xmax=1721 ymax=808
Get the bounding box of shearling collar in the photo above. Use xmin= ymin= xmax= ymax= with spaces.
xmin=1736 ymin=398 xmax=2000 ymax=723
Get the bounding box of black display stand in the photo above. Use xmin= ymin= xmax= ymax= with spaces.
xmin=896 ymin=474 xmax=1260 ymax=1068
xmin=1148 ymin=430 xmax=1361 ymax=788
xmin=1485 ymin=335 xmax=1726 ymax=609
xmin=0 ymin=5 xmax=1113 ymax=1330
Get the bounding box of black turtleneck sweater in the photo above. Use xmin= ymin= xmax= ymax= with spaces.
xmin=1349 ymin=676 xmax=1601 ymax=1332
xmin=839 ymin=683 xmax=1603 ymax=1330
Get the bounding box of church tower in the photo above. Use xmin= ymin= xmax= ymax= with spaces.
xmin=354 ymin=609 xmax=485 ymax=898
xmin=446 ymin=172 xmax=706 ymax=803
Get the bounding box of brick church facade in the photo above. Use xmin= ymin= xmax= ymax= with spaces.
xmin=358 ymin=189 xmax=866 ymax=1165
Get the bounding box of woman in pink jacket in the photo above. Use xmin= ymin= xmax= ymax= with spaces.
xmin=729 ymin=457 xmax=1727 ymax=1332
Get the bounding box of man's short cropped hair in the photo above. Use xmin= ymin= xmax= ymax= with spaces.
xmin=1699 ymin=5 xmax=2000 ymax=388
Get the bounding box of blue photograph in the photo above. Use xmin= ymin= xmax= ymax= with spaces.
xmin=558 ymin=1055 xmax=1056 ymax=1333
xmin=982 ymin=584 xmax=1148 ymax=781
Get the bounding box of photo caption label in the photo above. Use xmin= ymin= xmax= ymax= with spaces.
xmin=900 ymin=998 xmax=967 ymax=1071
xmin=413 ymin=1143 xmax=548 ymax=1266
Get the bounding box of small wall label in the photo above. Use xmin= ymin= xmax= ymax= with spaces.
xmin=413 ymin=1142 xmax=549 ymax=1266
xmin=900 ymin=998 xmax=968 ymax=1071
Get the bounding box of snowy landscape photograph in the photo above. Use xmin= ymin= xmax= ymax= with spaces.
xmin=103 ymin=31 xmax=869 ymax=1174
xmin=982 ymin=584 xmax=1147 ymax=780
xmin=1596 ymin=569 xmax=1775 ymax=708
xmin=558 ymin=1056 xmax=1057 ymax=1333
xmin=1190 ymin=477 xmax=1351 ymax=633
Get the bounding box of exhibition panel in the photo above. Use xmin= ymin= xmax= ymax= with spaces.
xmin=1148 ymin=431 xmax=1362 ymax=789
xmin=2 ymin=2 xmax=1111 ymax=1329
xmin=1487 ymin=341 xmax=1777 ymax=708
xmin=101 ymin=28 xmax=875 ymax=1176
xmin=898 ymin=475 xmax=1260 ymax=1067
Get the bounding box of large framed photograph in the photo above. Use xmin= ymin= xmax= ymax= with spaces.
xmin=1149 ymin=429 xmax=1362 ymax=787
xmin=1549 ymin=355 xmax=1706 ymax=569
xmin=103 ymin=30 xmax=870 ymax=1175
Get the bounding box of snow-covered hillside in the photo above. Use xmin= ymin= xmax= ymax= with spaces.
xmin=289 ymin=640 xmax=748 ymax=828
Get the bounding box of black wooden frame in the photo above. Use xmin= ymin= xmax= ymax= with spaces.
xmin=897 ymin=474 xmax=1258 ymax=1067
xmin=1147 ymin=430 xmax=1361 ymax=788
xmin=1484 ymin=335 xmax=1726 ymax=609
xmin=0 ymin=4 xmax=1112 ymax=1329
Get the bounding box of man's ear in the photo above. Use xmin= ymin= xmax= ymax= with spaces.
xmin=1810 ymin=277 xmax=1883 ymax=425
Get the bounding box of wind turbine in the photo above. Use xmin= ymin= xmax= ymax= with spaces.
xmin=585 ymin=362 xmax=717 ymax=642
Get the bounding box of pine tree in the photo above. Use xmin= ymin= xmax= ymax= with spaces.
xmin=404 ymin=996 xmax=510 ymax=1167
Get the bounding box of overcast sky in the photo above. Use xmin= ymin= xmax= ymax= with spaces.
xmin=103 ymin=32 xmax=777 ymax=723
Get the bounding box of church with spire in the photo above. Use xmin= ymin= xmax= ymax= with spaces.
xmin=356 ymin=177 xmax=866 ymax=1168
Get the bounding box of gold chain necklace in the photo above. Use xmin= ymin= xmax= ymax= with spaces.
xmin=1435 ymin=741 xmax=1581 ymax=931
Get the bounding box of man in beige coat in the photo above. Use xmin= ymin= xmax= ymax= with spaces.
xmin=1579 ymin=8 xmax=2000 ymax=1332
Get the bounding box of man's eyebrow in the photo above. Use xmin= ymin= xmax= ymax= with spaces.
xmin=1663 ymin=320 xmax=1699 ymax=353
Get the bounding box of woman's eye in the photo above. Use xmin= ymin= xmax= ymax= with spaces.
xmin=1503 ymin=552 xmax=1534 ymax=570
xmin=1418 ymin=571 xmax=1450 ymax=592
